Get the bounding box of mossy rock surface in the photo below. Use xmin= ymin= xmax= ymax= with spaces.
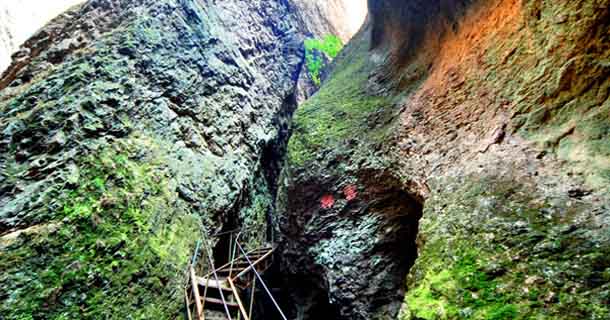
xmin=402 ymin=175 xmax=610 ymax=320
xmin=281 ymin=1 xmax=610 ymax=319
xmin=0 ymin=137 xmax=200 ymax=319
xmin=0 ymin=0 xmax=314 ymax=318
xmin=287 ymin=25 xmax=400 ymax=169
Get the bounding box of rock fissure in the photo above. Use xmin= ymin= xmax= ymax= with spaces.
xmin=0 ymin=0 xmax=365 ymax=318
xmin=1 ymin=0 xmax=609 ymax=319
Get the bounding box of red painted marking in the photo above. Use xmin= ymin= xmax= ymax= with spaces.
xmin=320 ymin=194 xmax=335 ymax=209
xmin=344 ymin=185 xmax=358 ymax=201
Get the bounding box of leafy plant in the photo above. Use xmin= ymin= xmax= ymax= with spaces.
xmin=304 ymin=35 xmax=343 ymax=86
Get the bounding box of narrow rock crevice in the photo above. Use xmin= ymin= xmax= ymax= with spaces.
xmin=203 ymin=92 xmax=303 ymax=319
xmin=260 ymin=92 xmax=300 ymax=241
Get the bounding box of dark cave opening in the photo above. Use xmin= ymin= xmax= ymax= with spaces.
xmin=245 ymin=259 xmax=296 ymax=320
xmin=241 ymin=256 xmax=343 ymax=320
xmin=274 ymin=172 xmax=425 ymax=319
xmin=211 ymin=232 xmax=234 ymax=268
xmin=353 ymin=185 xmax=424 ymax=319
xmin=370 ymin=186 xmax=424 ymax=284
xmin=211 ymin=208 xmax=241 ymax=267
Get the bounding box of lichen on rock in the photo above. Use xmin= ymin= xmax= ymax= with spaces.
xmin=404 ymin=175 xmax=609 ymax=319
xmin=1 ymin=136 xmax=200 ymax=318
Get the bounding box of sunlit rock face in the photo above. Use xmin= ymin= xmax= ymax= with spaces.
xmin=291 ymin=0 xmax=367 ymax=43
xmin=0 ymin=0 xmax=83 ymax=72
xmin=0 ymin=8 xmax=16 ymax=72
xmin=289 ymin=0 xmax=368 ymax=104
xmin=280 ymin=0 xmax=610 ymax=319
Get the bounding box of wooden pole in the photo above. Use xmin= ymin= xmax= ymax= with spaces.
xmin=201 ymin=276 xmax=210 ymax=313
xmin=190 ymin=266 xmax=204 ymax=320
xmin=185 ymin=288 xmax=193 ymax=320
xmin=228 ymin=278 xmax=250 ymax=320
xmin=248 ymin=276 xmax=257 ymax=320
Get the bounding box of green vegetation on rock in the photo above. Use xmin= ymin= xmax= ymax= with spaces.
xmin=289 ymin=33 xmax=396 ymax=166
xmin=283 ymin=1 xmax=609 ymax=319
xmin=304 ymin=35 xmax=343 ymax=86
xmin=0 ymin=137 xmax=200 ymax=319
xmin=402 ymin=176 xmax=610 ymax=320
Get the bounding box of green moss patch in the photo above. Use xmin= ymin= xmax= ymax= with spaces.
xmin=406 ymin=245 xmax=519 ymax=320
xmin=0 ymin=137 xmax=200 ymax=319
xmin=403 ymin=176 xmax=610 ymax=320
xmin=288 ymin=34 xmax=397 ymax=166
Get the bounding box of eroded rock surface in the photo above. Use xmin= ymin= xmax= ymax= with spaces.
xmin=0 ymin=0 xmax=334 ymax=317
xmin=280 ymin=0 xmax=609 ymax=319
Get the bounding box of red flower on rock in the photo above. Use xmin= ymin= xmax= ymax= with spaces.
xmin=320 ymin=194 xmax=335 ymax=209
xmin=344 ymin=184 xmax=358 ymax=201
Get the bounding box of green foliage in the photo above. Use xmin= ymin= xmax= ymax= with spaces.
xmin=0 ymin=138 xmax=199 ymax=319
xmin=304 ymin=35 xmax=343 ymax=86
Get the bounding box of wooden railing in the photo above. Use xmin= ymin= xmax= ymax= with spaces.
xmin=185 ymin=230 xmax=287 ymax=320
xmin=233 ymin=240 xmax=287 ymax=320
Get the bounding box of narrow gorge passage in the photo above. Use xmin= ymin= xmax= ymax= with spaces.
xmin=1 ymin=0 xmax=609 ymax=319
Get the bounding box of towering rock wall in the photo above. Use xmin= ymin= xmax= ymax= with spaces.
xmin=281 ymin=0 xmax=609 ymax=319
xmin=0 ymin=0 xmax=367 ymax=92
xmin=0 ymin=0 xmax=341 ymax=318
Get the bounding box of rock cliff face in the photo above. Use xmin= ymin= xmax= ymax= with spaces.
xmin=281 ymin=0 xmax=609 ymax=319
xmin=1 ymin=0 xmax=608 ymax=319
xmin=0 ymin=0 xmax=341 ymax=318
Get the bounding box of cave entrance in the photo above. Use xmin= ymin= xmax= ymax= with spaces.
xmin=212 ymin=211 xmax=240 ymax=267
xmin=372 ymin=185 xmax=424 ymax=288
xmin=276 ymin=173 xmax=425 ymax=319
xmin=344 ymin=185 xmax=424 ymax=319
